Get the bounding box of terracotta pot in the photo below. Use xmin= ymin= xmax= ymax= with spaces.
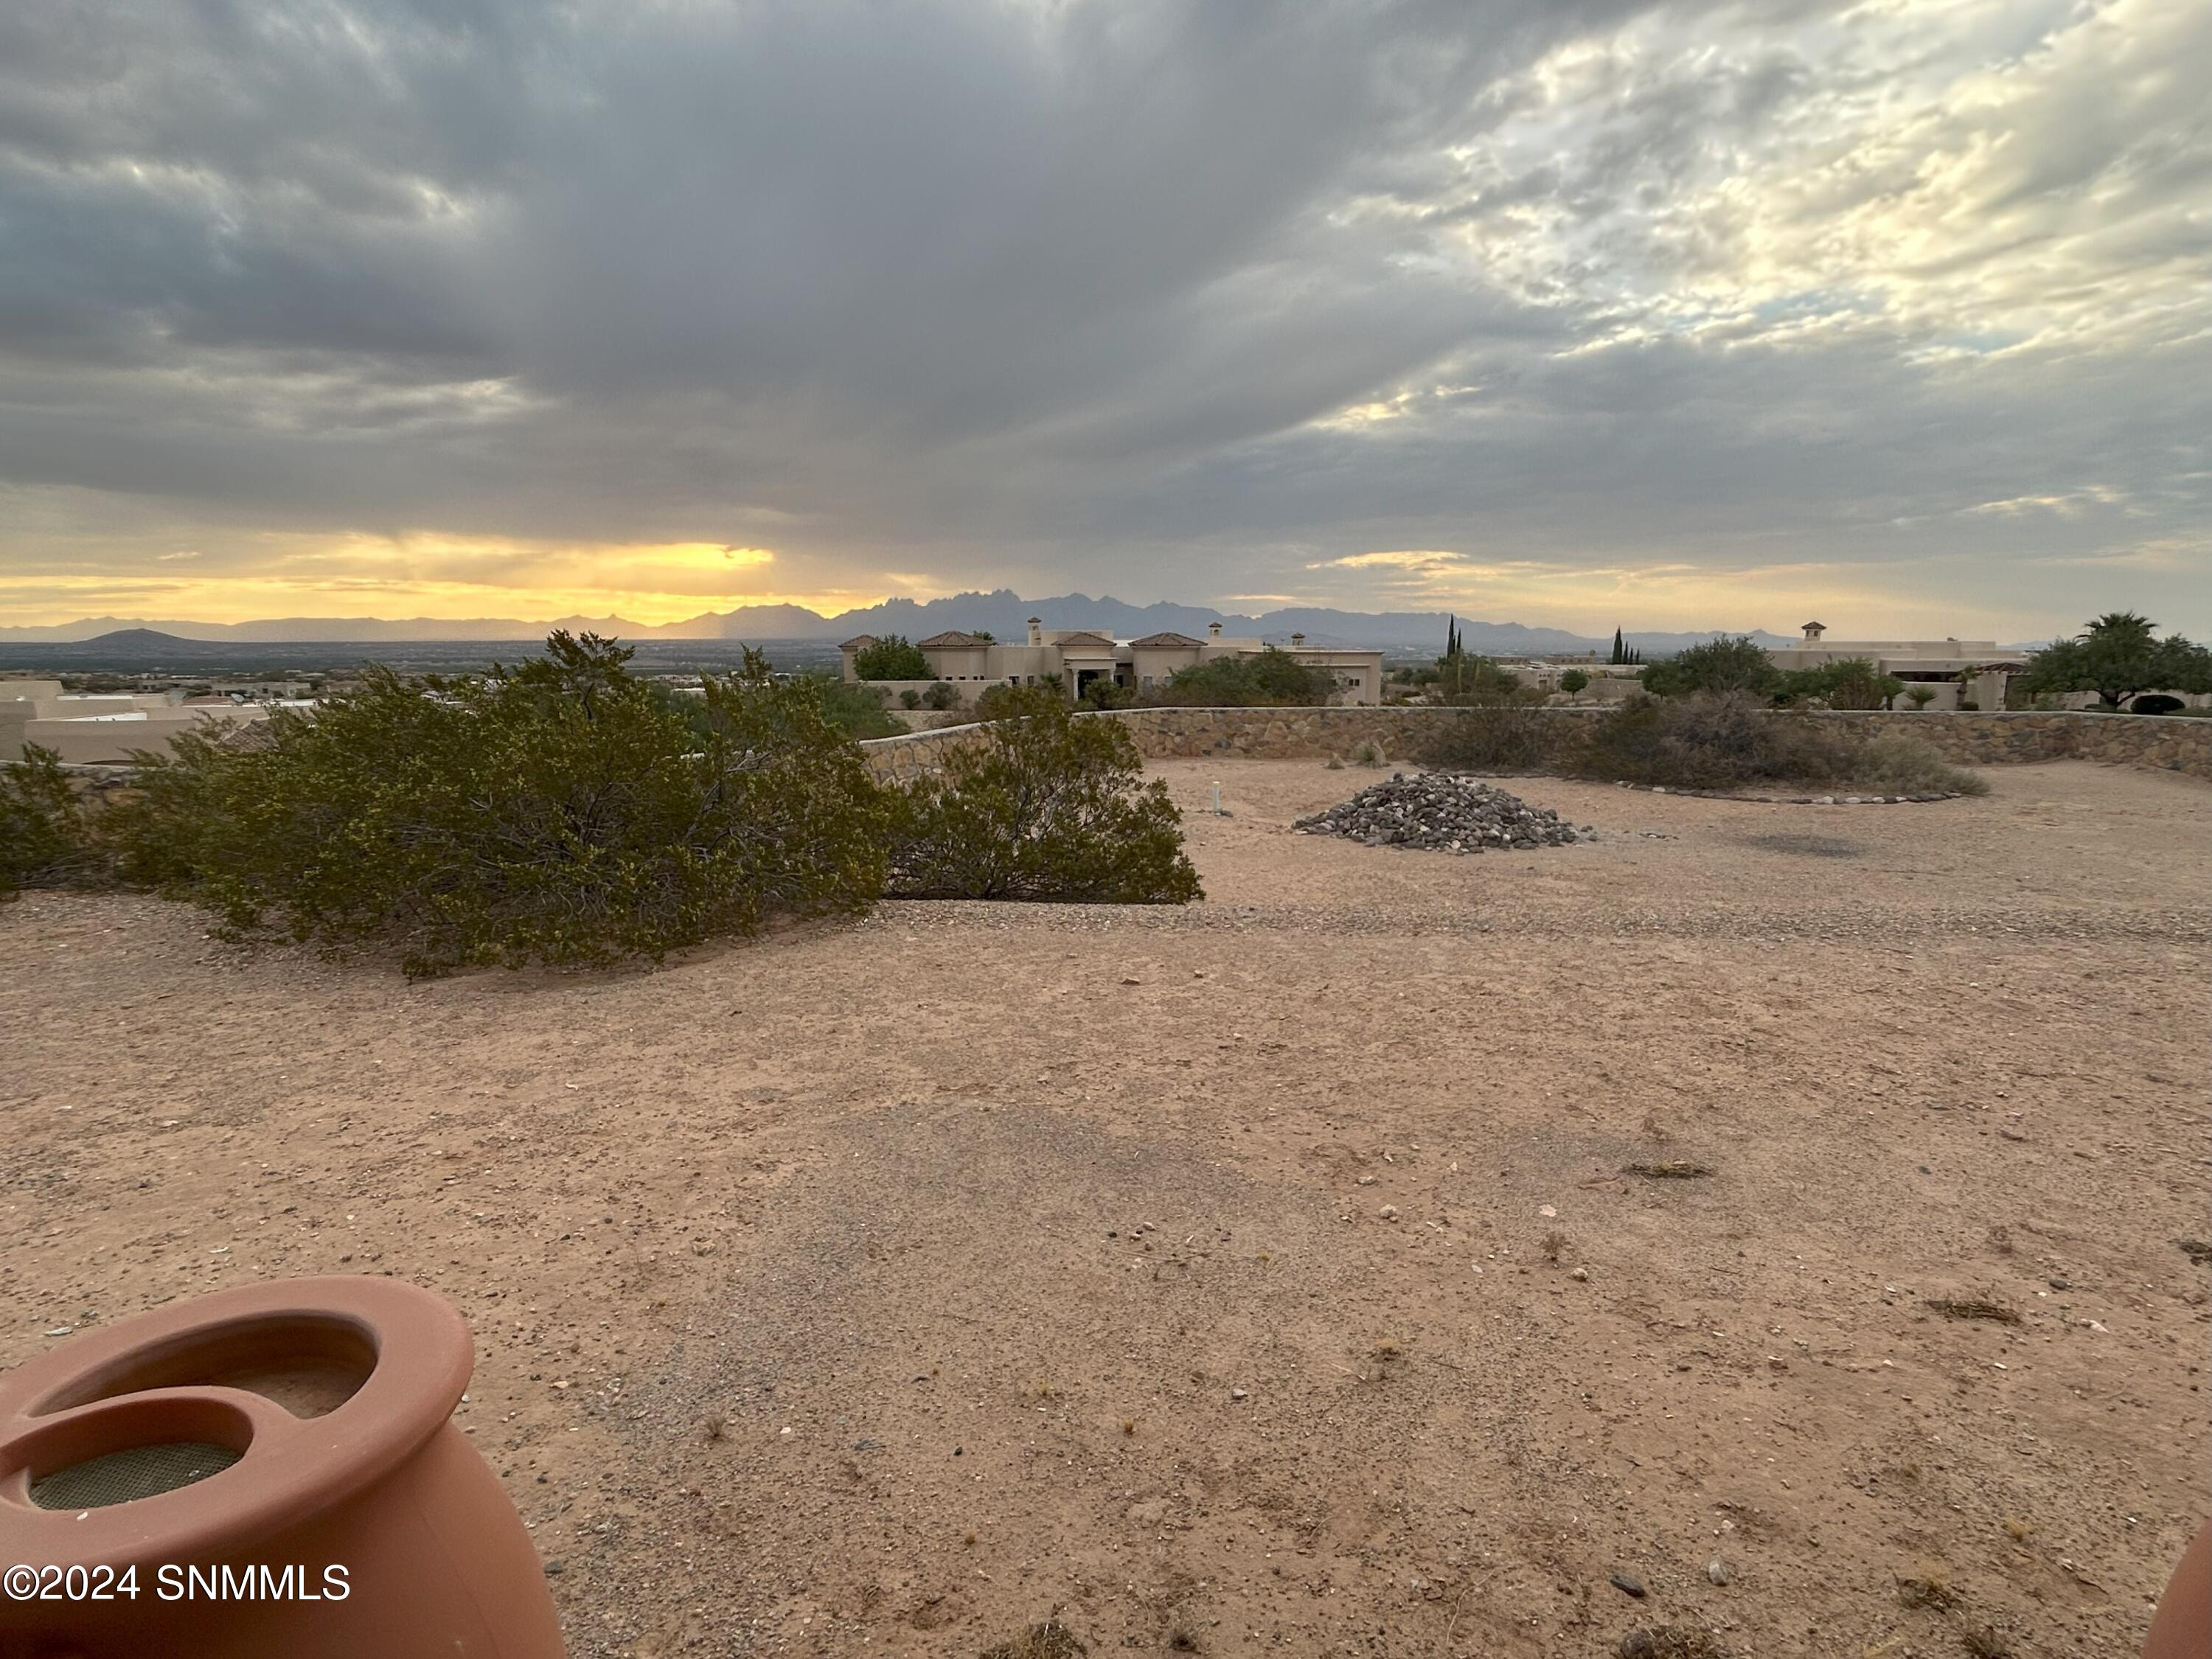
xmin=0 ymin=1276 xmax=565 ymax=1658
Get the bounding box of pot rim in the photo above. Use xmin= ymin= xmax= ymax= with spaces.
xmin=0 ymin=1276 xmax=472 ymax=1570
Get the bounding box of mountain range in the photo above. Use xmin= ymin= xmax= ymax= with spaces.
xmin=0 ymin=591 xmax=1800 ymax=655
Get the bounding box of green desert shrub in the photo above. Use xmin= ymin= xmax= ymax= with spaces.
xmin=1151 ymin=648 xmax=1334 ymax=707
xmin=1852 ymin=729 xmax=1988 ymax=795
xmin=804 ymin=675 xmax=901 ymax=739
xmin=922 ymin=680 xmax=960 ymax=711
xmin=1573 ymin=695 xmax=1985 ymax=793
xmin=900 ymin=688 xmax=923 ymax=709
xmin=111 ymin=633 xmax=887 ymax=976
xmin=1558 ymin=669 xmax=1590 ymax=694
xmin=1575 ymin=694 xmax=1848 ymax=789
xmin=0 ymin=745 xmax=101 ymax=897
xmin=973 ymin=681 xmax=1038 ymax=721
xmin=1413 ymin=703 xmax=1568 ymax=772
xmin=888 ymin=689 xmax=1200 ymax=903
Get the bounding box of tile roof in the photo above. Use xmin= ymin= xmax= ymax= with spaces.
xmin=1052 ymin=630 xmax=1118 ymax=649
xmin=838 ymin=635 xmax=879 ymax=650
xmin=917 ymin=630 xmax=989 ymax=648
xmin=1127 ymin=631 xmax=1205 ymax=648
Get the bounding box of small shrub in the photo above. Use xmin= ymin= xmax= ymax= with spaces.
xmin=922 ymin=680 xmax=959 ymax=711
xmin=0 ymin=745 xmax=100 ymax=897
xmin=888 ymin=689 xmax=1200 ymax=903
xmin=1350 ymin=740 xmax=1385 ymax=768
xmin=1559 ymin=669 xmax=1590 ymax=694
xmin=1079 ymin=678 xmax=1135 ymax=710
xmin=1854 ymin=730 xmax=1987 ymax=795
xmin=900 ymin=688 xmax=923 ymax=709
xmin=973 ymin=681 xmax=1040 ymax=721
xmin=1906 ymin=686 xmax=1938 ymax=709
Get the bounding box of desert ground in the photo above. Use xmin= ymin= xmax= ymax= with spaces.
xmin=3 ymin=757 xmax=2207 ymax=1658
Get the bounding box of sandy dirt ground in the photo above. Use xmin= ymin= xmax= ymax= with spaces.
xmin=3 ymin=757 xmax=2207 ymax=1659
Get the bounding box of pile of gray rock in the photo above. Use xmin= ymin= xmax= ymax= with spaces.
xmin=1294 ymin=772 xmax=1587 ymax=852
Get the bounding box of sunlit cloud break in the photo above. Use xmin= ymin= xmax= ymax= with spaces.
xmin=0 ymin=0 xmax=2204 ymax=636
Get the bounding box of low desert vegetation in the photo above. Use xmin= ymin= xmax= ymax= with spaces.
xmin=21 ymin=633 xmax=1201 ymax=973
xmin=1574 ymin=695 xmax=1987 ymax=794
xmin=887 ymin=687 xmax=1201 ymax=904
xmin=1412 ymin=692 xmax=1986 ymax=793
xmin=1149 ymin=647 xmax=1335 ymax=707
xmin=0 ymin=744 xmax=100 ymax=898
xmin=109 ymin=634 xmax=888 ymax=977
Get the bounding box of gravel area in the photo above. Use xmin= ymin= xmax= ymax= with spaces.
xmin=1292 ymin=772 xmax=1586 ymax=852
xmin=1 ymin=758 xmax=2206 ymax=1658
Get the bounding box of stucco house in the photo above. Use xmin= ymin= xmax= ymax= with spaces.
xmin=0 ymin=680 xmax=283 ymax=764
xmin=841 ymin=618 xmax=1384 ymax=706
xmin=1764 ymin=623 xmax=2023 ymax=709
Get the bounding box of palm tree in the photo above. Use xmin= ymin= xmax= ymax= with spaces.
xmin=2085 ymin=611 xmax=2155 ymax=643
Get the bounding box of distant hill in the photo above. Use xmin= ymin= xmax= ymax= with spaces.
xmin=1 ymin=599 xmax=1804 ymax=655
xmin=73 ymin=628 xmax=237 ymax=658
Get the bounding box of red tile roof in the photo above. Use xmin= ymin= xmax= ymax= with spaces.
xmin=1127 ymin=631 xmax=1204 ymax=648
xmin=838 ymin=635 xmax=879 ymax=650
xmin=917 ymin=630 xmax=989 ymax=648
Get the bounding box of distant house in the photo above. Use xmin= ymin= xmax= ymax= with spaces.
xmin=0 ymin=679 xmax=285 ymax=764
xmin=1764 ymin=624 xmax=2025 ymax=709
xmin=840 ymin=617 xmax=1384 ymax=706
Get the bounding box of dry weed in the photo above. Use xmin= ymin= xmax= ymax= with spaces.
xmin=981 ymin=1614 xmax=1087 ymax=1659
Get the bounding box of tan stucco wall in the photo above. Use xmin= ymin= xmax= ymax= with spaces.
xmin=18 ymin=708 xmax=268 ymax=765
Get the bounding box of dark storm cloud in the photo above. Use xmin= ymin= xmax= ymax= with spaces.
xmin=0 ymin=0 xmax=2205 ymax=630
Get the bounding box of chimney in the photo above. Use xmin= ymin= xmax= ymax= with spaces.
xmin=1207 ymin=622 xmax=1222 ymax=640
xmin=1027 ymin=616 xmax=1043 ymax=647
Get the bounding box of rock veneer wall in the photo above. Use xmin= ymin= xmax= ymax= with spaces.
xmin=858 ymin=707 xmax=2212 ymax=781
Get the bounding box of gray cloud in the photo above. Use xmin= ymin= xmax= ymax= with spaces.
xmin=0 ymin=0 xmax=2205 ymax=633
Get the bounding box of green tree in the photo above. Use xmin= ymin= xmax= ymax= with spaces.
xmin=1559 ymin=669 xmax=1590 ymax=694
xmin=1610 ymin=628 xmax=1627 ymax=666
xmin=852 ymin=635 xmax=931 ymax=680
xmin=1152 ymin=648 xmax=1335 ymax=706
xmin=888 ymin=688 xmax=1200 ymax=903
xmin=105 ymin=633 xmax=887 ymax=976
xmin=2016 ymin=612 xmax=2212 ymax=709
xmin=1639 ymin=636 xmax=1779 ymax=698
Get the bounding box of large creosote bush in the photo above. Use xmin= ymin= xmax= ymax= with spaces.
xmin=1573 ymin=694 xmax=1983 ymax=793
xmin=111 ymin=633 xmax=887 ymax=975
xmin=1 ymin=744 xmax=100 ymax=897
xmin=888 ymin=688 xmax=1201 ymax=903
xmin=1412 ymin=704 xmax=1571 ymax=773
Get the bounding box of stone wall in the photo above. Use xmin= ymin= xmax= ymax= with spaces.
xmin=858 ymin=706 xmax=2212 ymax=782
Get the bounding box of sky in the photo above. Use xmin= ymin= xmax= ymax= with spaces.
xmin=1 ymin=0 xmax=2206 ymax=639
